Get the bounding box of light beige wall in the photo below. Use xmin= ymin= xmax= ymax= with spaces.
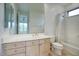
xmin=64 ymin=3 xmax=79 ymax=11
xmin=0 ymin=3 xmax=4 ymax=55
xmin=29 ymin=6 xmax=44 ymax=33
xmin=44 ymin=4 xmax=64 ymax=36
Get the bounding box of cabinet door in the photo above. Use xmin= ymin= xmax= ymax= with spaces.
xmin=31 ymin=45 xmax=39 ymax=56
xmin=26 ymin=45 xmax=39 ymax=56
xmin=45 ymin=39 xmax=50 ymax=55
xmin=39 ymin=40 xmax=50 ymax=56
xmin=44 ymin=42 xmax=50 ymax=55
xmin=25 ymin=46 xmax=31 ymax=56
xmin=25 ymin=40 xmax=39 ymax=56
xmin=39 ymin=43 xmax=46 ymax=56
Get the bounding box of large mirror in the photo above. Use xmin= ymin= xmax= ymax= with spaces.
xmin=4 ymin=3 xmax=45 ymax=34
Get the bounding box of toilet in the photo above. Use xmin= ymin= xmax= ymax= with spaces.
xmin=52 ymin=42 xmax=63 ymax=56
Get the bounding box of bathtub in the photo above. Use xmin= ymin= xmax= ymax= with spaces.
xmin=62 ymin=42 xmax=79 ymax=56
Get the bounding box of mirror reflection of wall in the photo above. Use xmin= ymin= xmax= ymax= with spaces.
xmin=29 ymin=4 xmax=44 ymax=34
xmin=4 ymin=3 xmax=14 ymax=29
xmin=4 ymin=3 xmax=16 ymax=35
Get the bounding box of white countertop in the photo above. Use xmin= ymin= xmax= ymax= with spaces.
xmin=2 ymin=34 xmax=55 ymax=43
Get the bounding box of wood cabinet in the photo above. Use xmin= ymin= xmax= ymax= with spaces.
xmin=3 ymin=41 xmax=26 ymax=56
xmin=3 ymin=39 xmax=50 ymax=56
xmin=3 ymin=43 xmax=16 ymax=50
xmin=39 ymin=39 xmax=50 ymax=56
xmin=26 ymin=45 xmax=39 ymax=56
xmin=25 ymin=40 xmax=39 ymax=56
xmin=15 ymin=41 xmax=26 ymax=48
xmin=4 ymin=48 xmax=16 ymax=55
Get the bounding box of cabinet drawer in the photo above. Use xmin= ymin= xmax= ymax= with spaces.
xmin=15 ymin=47 xmax=25 ymax=54
xmin=3 ymin=43 xmax=16 ymax=50
xmin=45 ymin=39 xmax=50 ymax=43
xmin=4 ymin=47 xmax=25 ymax=56
xmin=31 ymin=40 xmax=39 ymax=46
xmin=39 ymin=39 xmax=50 ymax=44
xmin=39 ymin=39 xmax=45 ymax=44
xmin=15 ymin=41 xmax=26 ymax=48
xmin=26 ymin=40 xmax=39 ymax=46
xmin=26 ymin=41 xmax=32 ymax=47
xmin=4 ymin=49 xmax=16 ymax=55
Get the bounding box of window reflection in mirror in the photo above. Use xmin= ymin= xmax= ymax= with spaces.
xmin=18 ymin=14 xmax=29 ymax=34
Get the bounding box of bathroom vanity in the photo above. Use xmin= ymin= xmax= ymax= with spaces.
xmin=2 ymin=34 xmax=53 ymax=56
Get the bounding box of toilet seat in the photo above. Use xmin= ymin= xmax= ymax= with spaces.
xmin=53 ymin=42 xmax=63 ymax=49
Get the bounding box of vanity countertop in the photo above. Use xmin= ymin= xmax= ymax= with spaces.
xmin=2 ymin=34 xmax=55 ymax=44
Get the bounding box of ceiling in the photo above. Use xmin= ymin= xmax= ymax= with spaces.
xmin=48 ymin=3 xmax=72 ymax=7
xmin=14 ymin=3 xmax=72 ymax=15
xmin=15 ymin=3 xmax=44 ymax=14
